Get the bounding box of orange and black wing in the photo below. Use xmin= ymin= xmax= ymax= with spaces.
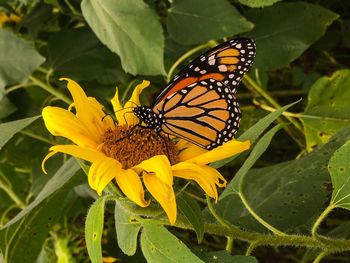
xmin=153 ymin=38 xmax=255 ymax=107
xmin=152 ymin=79 xmax=241 ymax=150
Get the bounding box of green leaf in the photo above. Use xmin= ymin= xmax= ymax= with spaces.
xmin=201 ymin=251 xmax=258 ymax=263
xmin=20 ymin=2 xmax=53 ymax=38
xmin=177 ymin=193 xmax=204 ymax=243
xmin=0 ymin=116 xmax=40 ymax=150
xmin=329 ymin=140 xmax=350 ymax=210
xmin=47 ymin=27 xmax=128 ymax=84
xmin=302 ymin=70 xmax=350 ymax=151
xmin=81 ymin=0 xmax=165 ymax=76
xmin=238 ymin=0 xmax=282 ymax=8
xmin=141 ymin=222 xmax=203 ymax=263
xmin=0 ymin=161 xmax=83 ymax=262
xmin=211 ymin=126 xmax=350 ymax=231
xmin=0 ymin=92 xmax=17 ymax=119
xmin=212 ymin=100 xmax=300 ymax=168
xmin=114 ymin=201 xmax=142 ymax=256
xmin=85 ymin=195 xmax=109 ymax=263
xmin=167 ymin=0 xmax=253 ymax=45
xmin=245 ymin=2 xmax=338 ymax=70
xmin=221 ymin=124 xmax=283 ymax=199
xmin=0 ymin=158 xmax=80 ymax=229
xmin=0 ymin=29 xmax=45 ymax=88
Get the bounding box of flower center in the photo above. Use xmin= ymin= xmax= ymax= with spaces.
xmin=100 ymin=126 xmax=179 ymax=169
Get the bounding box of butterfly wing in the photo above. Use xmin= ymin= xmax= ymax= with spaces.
xmin=153 ymin=79 xmax=241 ymax=149
xmin=153 ymin=38 xmax=256 ymax=107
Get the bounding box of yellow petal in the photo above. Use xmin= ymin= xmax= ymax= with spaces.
xmin=88 ymin=157 xmax=123 ymax=195
xmin=124 ymin=80 xmax=150 ymax=126
xmin=172 ymin=162 xmax=227 ymax=201
xmin=43 ymin=106 xmax=99 ymax=148
xmin=115 ymin=168 xmax=149 ymax=207
xmin=177 ymin=140 xmax=207 ymax=161
xmin=135 ymin=155 xmax=173 ymax=186
xmin=186 ymin=139 xmax=251 ymax=165
xmin=60 ymin=78 xmax=114 ymax=140
xmin=143 ymin=172 xmax=177 ymax=225
xmin=111 ymin=89 xmax=125 ymax=126
xmin=42 ymin=145 xmax=105 ymax=174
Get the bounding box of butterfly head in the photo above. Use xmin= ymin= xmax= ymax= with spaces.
xmin=133 ymin=106 xmax=162 ymax=131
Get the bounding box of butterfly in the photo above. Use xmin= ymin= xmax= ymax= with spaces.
xmin=133 ymin=38 xmax=256 ymax=150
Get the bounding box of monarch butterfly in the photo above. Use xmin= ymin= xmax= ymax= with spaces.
xmin=133 ymin=38 xmax=256 ymax=150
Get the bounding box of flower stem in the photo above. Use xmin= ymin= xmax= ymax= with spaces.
xmin=313 ymin=251 xmax=329 ymax=263
xmin=246 ymin=240 xmax=260 ymax=256
xmin=28 ymin=76 xmax=72 ymax=105
xmin=311 ymin=203 xmax=336 ymax=238
xmin=238 ymin=192 xmax=286 ymax=236
xmin=206 ymin=195 xmax=233 ymax=229
xmin=225 ymin=236 xmax=234 ymax=254
xmin=0 ymin=172 xmax=25 ymax=209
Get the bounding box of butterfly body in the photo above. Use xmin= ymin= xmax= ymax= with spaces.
xmin=134 ymin=38 xmax=256 ymax=150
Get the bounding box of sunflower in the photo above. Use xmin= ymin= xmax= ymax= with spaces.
xmin=42 ymin=78 xmax=250 ymax=225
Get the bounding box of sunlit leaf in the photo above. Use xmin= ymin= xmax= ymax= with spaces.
xmin=245 ymin=2 xmax=338 ymax=70
xmin=85 ymin=195 xmax=109 ymax=263
xmin=302 ymin=70 xmax=350 ymax=151
xmin=329 ymin=140 xmax=350 ymax=210
xmin=0 ymin=116 xmax=40 ymax=150
xmin=167 ymin=0 xmax=253 ymax=45
xmin=0 ymin=29 xmax=45 ymax=89
xmin=81 ymin=0 xmax=165 ymax=75
xmin=238 ymin=0 xmax=282 ymax=8
xmin=114 ymin=201 xmax=142 ymax=256
xmin=141 ymin=222 xmax=203 ymax=263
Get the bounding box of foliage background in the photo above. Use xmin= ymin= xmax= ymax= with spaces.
xmin=0 ymin=0 xmax=350 ymax=262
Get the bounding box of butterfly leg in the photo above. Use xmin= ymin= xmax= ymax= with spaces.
xmin=157 ymin=131 xmax=171 ymax=162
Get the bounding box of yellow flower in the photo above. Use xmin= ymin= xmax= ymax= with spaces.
xmin=0 ymin=12 xmax=21 ymax=27
xmin=42 ymin=78 xmax=250 ymax=225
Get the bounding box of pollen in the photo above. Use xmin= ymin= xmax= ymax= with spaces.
xmin=100 ymin=126 xmax=179 ymax=169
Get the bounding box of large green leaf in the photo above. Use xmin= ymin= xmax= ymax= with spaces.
xmin=0 ymin=160 xmax=83 ymax=262
xmin=302 ymin=70 xmax=350 ymax=151
xmin=210 ymin=126 xmax=350 ymax=232
xmin=47 ymin=27 xmax=128 ymax=84
xmin=238 ymin=0 xmax=282 ymax=8
xmin=0 ymin=92 xmax=16 ymax=119
xmin=141 ymin=222 xmax=203 ymax=263
xmin=329 ymin=140 xmax=350 ymax=210
xmin=114 ymin=201 xmax=142 ymax=256
xmin=0 ymin=116 xmax=40 ymax=150
xmin=212 ymin=100 xmax=300 ymax=168
xmin=221 ymin=124 xmax=282 ymax=199
xmin=177 ymin=193 xmax=204 ymax=243
xmin=85 ymin=195 xmax=109 ymax=263
xmin=167 ymin=0 xmax=253 ymax=45
xmin=245 ymin=2 xmax=338 ymax=70
xmin=0 ymin=29 xmax=45 ymax=89
xmin=81 ymin=0 xmax=165 ymax=76
xmin=0 ymin=158 xmax=80 ymax=229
